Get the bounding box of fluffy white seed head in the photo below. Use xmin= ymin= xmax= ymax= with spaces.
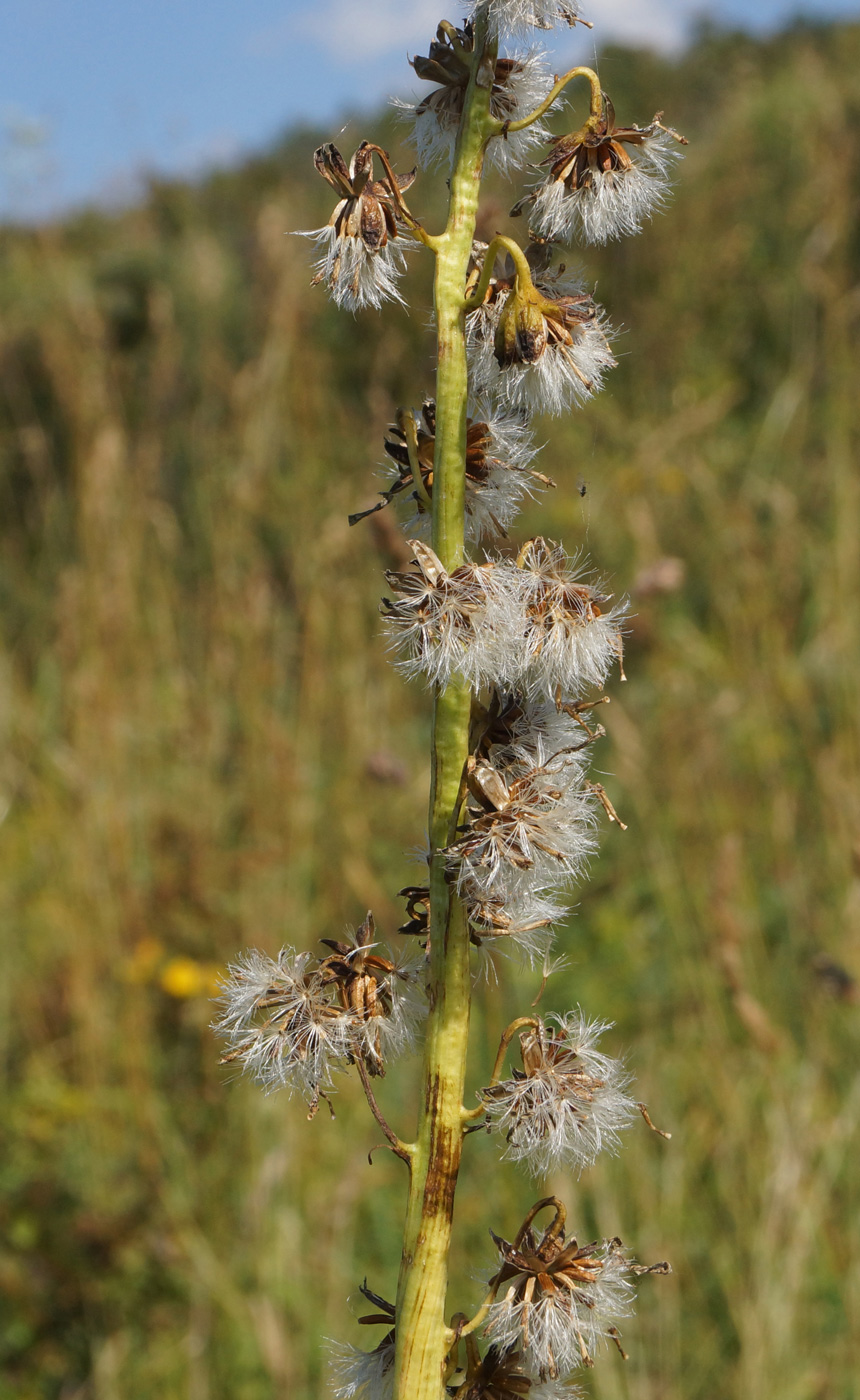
xmin=446 ymin=736 xmax=599 ymax=903
xmin=214 ymin=947 xmax=352 ymax=1099
xmin=397 ymin=49 xmax=552 ymax=176
xmin=214 ymin=937 xmax=425 ymax=1097
xmin=531 ymin=146 xmax=676 ymax=246
xmin=381 ymin=541 xmax=511 ymax=688
xmin=466 ymin=274 xmax=616 ymax=416
xmin=328 ymin=1339 xmax=395 ymax=1400
xmin=299 ymin=224 xmax=408 ymax=311
xmin=469 ymin=0 xmax=585 ymax=36
xmin=485 ymin=1236 xmax=637 ymax=1376
xmin=481 ymin=1011 xmax=637 ymax=1175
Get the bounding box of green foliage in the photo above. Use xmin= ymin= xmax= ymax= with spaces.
xmin=1 ymin=21 xmax=859 ymax=1399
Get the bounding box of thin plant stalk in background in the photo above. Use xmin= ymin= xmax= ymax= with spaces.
xmin=216 ymin=4 xmax=686 ymax=1398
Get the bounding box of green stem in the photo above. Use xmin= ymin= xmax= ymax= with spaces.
xmin=495 ymin=64 xmax=603 ymax=135
xmin=393 ymin=13 xmax=496 ymax=1400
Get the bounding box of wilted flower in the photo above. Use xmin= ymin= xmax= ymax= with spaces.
xmin=381 ymin=540 xmax=510 ymax=687
xmin=514 ymin=101 xmax=686 ymax=245
xmin=464 ymin=885 xmax=567 ymax=966
xmin=468 ymin=0 xmax=586 ymax=35
xmin=214 ymin=918 xmax=424 ymax=1102
xmin=300 ymin=141 xmax=415 ymax=310
xmin=330 ymin=1286 xmax=396 ymax=1400
xmin=397 ymin=21 xmax=551 ymax=175
xmin=317 ymin=913 xmax=427 ymax=1074
xmin=445 ymin=739 xmax=597 ymax=900
xmin=450 ymin=1342 xmax=581 ymax=1399
xmin=513 ymin=538 xmax=627 ymax=699
xmin=480 ymin=1011 xmax=637 ymax=1174
xmin=467 ymin=261 xmax=616 ymax=415
xmin=350 ymin=401 xmax=552 ymax=543
xmin=485 ymin=1202 xmax=664 ymax=1376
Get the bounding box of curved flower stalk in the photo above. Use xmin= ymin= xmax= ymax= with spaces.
xmin=350 ymin=402 xmax=553 ymax=544
xmin=480 ymin=1012 xmax=637 ymax=1174
xmin=300 ymin=142 xmax=416 ymax=310
xmin=398 ymin=21 xmax=552 ymax=175
xmin=214 ymin=915 xmax=425 ymax=1104
xmin=513 ymin=101 xmax=687 ymax=245
xmin=466 ymin=253 xmax=616 ymax=415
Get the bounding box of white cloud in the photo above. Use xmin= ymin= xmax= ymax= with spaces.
xmin=294 ymin=0 xmax=442 ymax=61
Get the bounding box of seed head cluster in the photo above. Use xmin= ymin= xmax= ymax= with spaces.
xmin=271 ymin=5 xmax=683 ymax=1393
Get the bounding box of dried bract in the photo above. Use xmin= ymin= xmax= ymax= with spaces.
xmin=381 ymin=540 xmax=508 ymax=687
xmin=486 ymin=1208 xmax=646 ymax=1376
xmin=514 ymin=101 xmax=686 ymax=245
xmin=480 ymin=1011 xmax=637 ymax=1174
xmin=350 ymin=401 xmax=552 ymax=543
xmin=398 ymin=21 xmax=551 ymax=174
xmin=330 ymin=1286 xmax=396 ymax=1400
xmin=318 ymin=912 xmax=426 ymax=1074
xmin=300 ymin=141 xmax=415 ymax=310
xmin=452 ymin=1343 xmax=581 ymax=1399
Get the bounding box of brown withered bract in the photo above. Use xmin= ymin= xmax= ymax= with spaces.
xmin=453 ymin=1344 xmax=534 ymax=1400
xmin=350 ymin=402 xmax=495 ymax=526
xmin=412 ymin=21 xmax=525 ymax=125
xmin=513 ymin=97 xmax=687 ymax=213
xmin=317 ymin=912 xmax=398 ymax=1072
xmin=494 ymin=281 xmax=602 ymax=377
xmin=312 ymin=141 xmax=415 ymax=282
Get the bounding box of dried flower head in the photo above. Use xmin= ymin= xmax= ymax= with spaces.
xmin=485 ymin=1202 xmax=660 ymax=1376
xmin=480 ymin=1011 xmax=637 ymax=1174
xmin=350 ymin=401 xmax=552 ymax=543
xmin=398 ymin=21 xmax=551 ymax=174
xmin=381 ymin=540 xmax=508 ymax=687
xmin=514 ymin=538 xmax=627 ymax=698
xmin=300 ymin=141 xmax=415 ymax=310
xmin=452 ymin=1342 xmax=582 ymax=1399
xmin=214 ymin=920 xmax=424 ymax=1102
xmin=469 ymin=0 xmax=586 ymax=36
xmin=318 ymin=912 xmax=426 ymax=1074
xmin=514 ymin=101 xmax=686 ymax=245
xmin=330 ymin=1286 xmax=396 ymax=1400
xmin=467 ymin=261 xmax=616 ymax=415
xmin=445 ymin=740 xmax=597 ymax=901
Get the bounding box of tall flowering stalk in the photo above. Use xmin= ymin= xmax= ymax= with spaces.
xmin=217 ymin=4 xmax=685 ymax=1398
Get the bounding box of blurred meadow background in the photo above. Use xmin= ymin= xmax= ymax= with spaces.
xmin=2 ymin=16 xmax=860 ymax=1400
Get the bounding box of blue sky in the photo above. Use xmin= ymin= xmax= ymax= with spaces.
xmin=2 ymin=0 xmax=858 ymax=219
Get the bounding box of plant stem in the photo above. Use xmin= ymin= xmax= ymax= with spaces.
xmin=393 ymin=14 xmax=496 ymax=1400
xmin=497 ymin=65 xmax=603 ymax=134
